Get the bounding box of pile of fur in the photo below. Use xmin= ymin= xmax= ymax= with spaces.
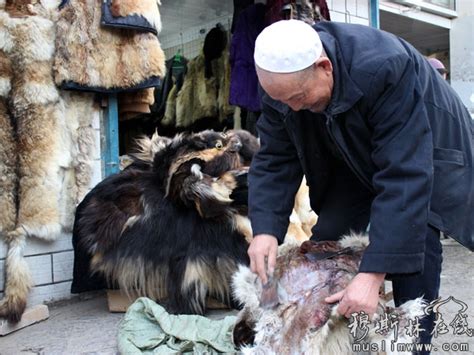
xmin=72 ymin=129 xmax=317 ymax=315
xmin=232 ymin=235 xmax=425 ymax=355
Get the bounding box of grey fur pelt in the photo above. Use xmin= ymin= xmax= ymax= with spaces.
xmin=54 ymin=0 xmax=166 ymax=90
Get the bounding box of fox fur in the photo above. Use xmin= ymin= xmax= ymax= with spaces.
xmin=54 ymin=0 xmax=166 ymax=90
xmin=0 ymin=6 xmax=97 ymax=322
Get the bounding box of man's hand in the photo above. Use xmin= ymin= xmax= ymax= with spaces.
xmin=247 ymin=234 xmax=278 ymax=284
xmin=325 ymin=272 xmax=386 ymax=318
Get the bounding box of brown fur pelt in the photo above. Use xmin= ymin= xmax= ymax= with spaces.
xmin=8 ymin=11 xmax=64 ymax=240
xmin=0 ymin=7 xmax=98 ymax=322
xmin=73 ymin=130 xmax=256 ymax=315
xmin=54 ymin=0 xmax=166 ymax=90
xmin=0 ymin=28 xmax=16 ymax=235
xmin=110 ymin=0 xmax=162 ymax=34
xmin=232 ymin=234 xmax=425 ymax=354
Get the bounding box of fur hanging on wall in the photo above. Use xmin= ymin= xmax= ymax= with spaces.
xmin=54 ymin=0 xmax=166 ymax=92
xmin=105 ymin=0 xmax=162 ymax=34
xmin=0 ymin=22 xmax=16 ymax=236
xmin=173 ymin=46 xmax=234 ymax=128
xmin=0 ymin=4 xmax=98 ymax=322
xmin=232 ymin=235 xmax=425 ymax=354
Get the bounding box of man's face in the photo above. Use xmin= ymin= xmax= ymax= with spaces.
xmin=256 ymin=58 xmax=334 ymax=113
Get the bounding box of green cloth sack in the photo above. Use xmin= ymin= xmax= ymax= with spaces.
xmin=118 ymin=297 xmax=238 ymax=354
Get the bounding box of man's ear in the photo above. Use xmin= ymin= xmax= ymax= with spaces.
xmin=316 ymin=57 xmax=333 ymax=73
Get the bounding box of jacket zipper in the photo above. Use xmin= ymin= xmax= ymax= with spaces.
xmin=325 ymin=115 xmax=374 ymax=192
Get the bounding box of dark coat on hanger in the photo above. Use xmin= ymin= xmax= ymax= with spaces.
xmin=229 ymin=3 xmax=266 ymax=112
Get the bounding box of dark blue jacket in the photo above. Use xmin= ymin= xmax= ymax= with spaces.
xmin=248 ymin=22 xmax=474 ymax=275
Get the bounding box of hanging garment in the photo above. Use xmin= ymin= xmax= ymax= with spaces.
xmin=229 ymin=3 xmax=266 ymax=112
xmin=265 ymin=0 xmax=330 ymax=25
xmin=54 ymin=0 xmax=166 ymax=93
xmin=151 ymin=54 xmax=188 ymax=123
xmin=118 ymin=88 xmax=155 ymax=121
xmin=175 ymin=44 xmax=234 ymax=129
xmin=101 ymin=0 xmax=162 ymax=35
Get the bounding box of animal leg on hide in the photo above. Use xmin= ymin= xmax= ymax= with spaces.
xmin=0 ymin=232 xmax=34 ymax=322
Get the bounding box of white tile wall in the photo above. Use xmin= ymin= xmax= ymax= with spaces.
xmin=356 ymin=0 xmax=370 ymax=18
xmin=52 ymin=251 xmax=74 ymax=283
xmin=26 ymin=255 xmax=53 ymax=286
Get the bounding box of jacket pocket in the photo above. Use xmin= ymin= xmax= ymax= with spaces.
xmin=433 ymin=147 xmax=465 ymax=166
xmin=430 ymin=147 xmax=468 ymax=227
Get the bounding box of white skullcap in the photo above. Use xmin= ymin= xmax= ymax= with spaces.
xmin=254 ymin=20 xmax=322 ymax=73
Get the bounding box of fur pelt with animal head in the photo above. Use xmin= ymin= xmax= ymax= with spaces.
xmin=232 ymin=234 xmax=425 ymax=354
xmin=54 ymin=0 xmax=166 ymax=90
xmin=73 ymin=130 xmax=258 ymax=314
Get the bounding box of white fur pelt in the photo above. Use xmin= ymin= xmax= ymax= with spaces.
xmin=232 ymin=234 xmax=425 ymax=355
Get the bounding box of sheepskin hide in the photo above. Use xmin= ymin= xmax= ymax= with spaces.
xmin=232 ymin=235 xmax=425 ymax=355
xmin=175 ymin=46 xmax=235 ymax=128
xmin=54 ymin=0 xmax=166 ymax=91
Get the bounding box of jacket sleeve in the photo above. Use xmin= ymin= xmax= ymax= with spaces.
xmin=358 ymin=54 xmax=433 ymax=276
xmin=248 ymin=100 xmax=303 ymax=244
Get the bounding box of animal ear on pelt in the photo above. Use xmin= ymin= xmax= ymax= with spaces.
xmin=183 ymin=165 xmax=236 ymax=219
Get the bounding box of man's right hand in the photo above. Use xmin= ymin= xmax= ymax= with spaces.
xmin=247 ymin=234 xmax=278 ymax=284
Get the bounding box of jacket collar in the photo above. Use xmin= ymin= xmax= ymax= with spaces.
xmin=319 ymin=31 xmax=364 ymax=116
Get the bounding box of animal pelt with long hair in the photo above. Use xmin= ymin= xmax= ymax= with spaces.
xmin=54 ymin=0 xmax=166 ymax=91
xmin=0 ymin=5 xmax=98 ymax=322
xmin=232 ymin=234 xmax=425 ymax=355
xmin=0 ymin=26 xmax=16 ymax=236
xmin=72 ymin=130 xmax=256 ymax=314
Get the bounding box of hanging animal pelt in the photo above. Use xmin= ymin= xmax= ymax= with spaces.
xmin=54 ymin=0 xmax=166 ymax=92
xmin=73 ymin=130 xmax=257 ymax=314
xmin=232 ymin=234 xmax=425 ymax=354
xmin=0 ymin=4 xmax=98 ymax=322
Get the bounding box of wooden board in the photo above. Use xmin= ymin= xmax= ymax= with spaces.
xmin=0 ymin=305 xmax=49 ymax=336
xmin=106 ymin=290 xmax=230 ymax=313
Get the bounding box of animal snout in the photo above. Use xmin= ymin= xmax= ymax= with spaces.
xmin=229 ymin=136 xmax=242 ymax=152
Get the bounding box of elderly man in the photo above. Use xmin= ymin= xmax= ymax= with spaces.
xmin=247 ymin=19 xmax=473 ymax=353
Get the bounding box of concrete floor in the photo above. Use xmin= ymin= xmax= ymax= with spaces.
xmin=0 ymin=240 xmax=472 ymax=355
